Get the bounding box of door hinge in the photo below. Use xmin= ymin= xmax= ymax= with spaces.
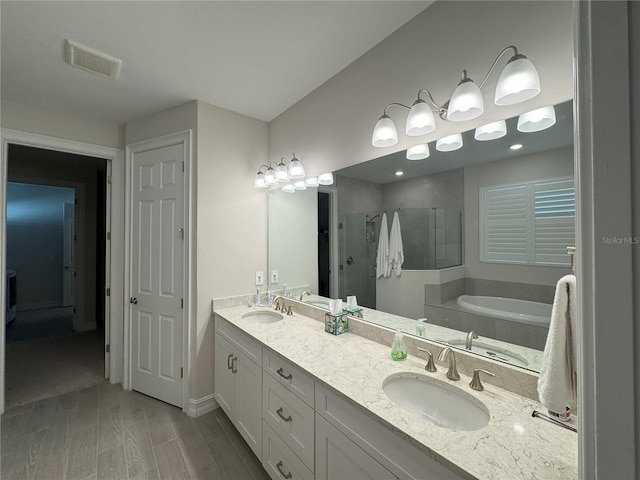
xmin=107 ymin=176 xmax=112 ymax=185
xmin=177 ymin=228 xmax=184 ymax=240
xmin=73 ymin=307 xmax=77 ymax=314
xmin=181 ymin=298 xmax=184 ymax=309
xmin=106 ymin=344 xmax=110 ymax=353
xmin=182 ymin=161 xmax=185 ymax=172
xmin=106 ymin=232 xmax=111 ymax=240
xmin=180 ymin=367 xmax=183 ymax=379
xmin=74 ymin=198 xmax=78 ymax=205
xmin=106 ymin=287 xmax=111 ymax=297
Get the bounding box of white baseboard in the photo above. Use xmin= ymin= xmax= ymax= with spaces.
xmin=187 ymin=394 xmax=219 ymax=417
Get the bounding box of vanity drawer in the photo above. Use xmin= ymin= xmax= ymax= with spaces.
xmin=263 ymin=348 xmax=314 ymax=407
xmin=263 ymin=372 xmax=315 ymax=470
xmin=215 ymin=315 xmax=262 ymax=365
xmin=263 ymin=421 xmax=313 ymax=480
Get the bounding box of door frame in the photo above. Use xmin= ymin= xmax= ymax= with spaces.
xmin=124 ymin=130 xmax=192 ymax=412
xmin=0 ymin=128 xmax=124 ymax=415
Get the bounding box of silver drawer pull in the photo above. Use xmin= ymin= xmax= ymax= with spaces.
xmin=276 ymin=367 xmax=292 ymax=380
xmin=276 ymin=461 xmax=292 ymax=479
xmin=276 ymin=407 xmax=292 ymax=423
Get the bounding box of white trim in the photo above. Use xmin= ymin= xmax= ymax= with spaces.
xmin=124 ymin=130 xmax=193 ymax=413
xmin=574 ymin=2 xmax=637 ymax=478
xmin=187 ymin=394 xmax=220 ymax=417
xmin=0 ymin=128 xmax=124 ymax=415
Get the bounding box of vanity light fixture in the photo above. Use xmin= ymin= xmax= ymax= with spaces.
xmin=287 ymin=153 xmax=305 ymax=179
xmin=305 ymin=177 xmax=319 ymax=187
xmin=264 ymin=164 xmax=277 ymax=185
xmin=275 ymin=157 xmax=289 ymax=182
xmin=318 ymin=172 xmax=334 ymax=186
xmin=517 ymin=105 xmax=556 ymax=132
xmin=372 ymin=45 xmax=540 ymax=147
xmin=253 ymin=165 xmax=269 ymax=188
xmin=474 ymin=120 xmax=507 ymax=141
xmin=406 ymin=143 xmax=430 ymax=160
xmin=436 ymin=133 xmax=463 ymax=152
xmin=293 ymin=180 xmax=307 ymax=190
xmin=281 ymin=184 xmax=295 ymax=193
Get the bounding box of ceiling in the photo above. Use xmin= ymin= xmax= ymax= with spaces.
xmin=335 ymin=100 xmax=574 ymax=184
xmin=1 ymin=1 xmax=432 ymax=126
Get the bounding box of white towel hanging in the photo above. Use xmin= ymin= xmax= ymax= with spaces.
xmin=537 ymin=274 xmax=577 ymax=414
xmin=388 ymin=211 xmax=404 ymax=277
xmin=376 ymin=213 xmax=390 ymax=278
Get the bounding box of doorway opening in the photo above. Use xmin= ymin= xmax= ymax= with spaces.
xmin=4 ymin=144 xmax=108 ymax=409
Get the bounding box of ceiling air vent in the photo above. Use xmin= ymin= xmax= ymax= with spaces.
xmin=64 ymin=39 xmax=122 ymax=80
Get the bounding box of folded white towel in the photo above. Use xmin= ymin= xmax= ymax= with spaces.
xmin=388 ymin=211 xmax=404 ymax=277
xmin=376 ymin=213 xmax=390 ymax=278
xmin=537 ymin=274 xmax=578 ymax=414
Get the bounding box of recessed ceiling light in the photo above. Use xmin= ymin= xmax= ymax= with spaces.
xmin=510 ymin=143 xmax=523 ymax=150
xmin=395 ymin=171 xmax=404 ymax=176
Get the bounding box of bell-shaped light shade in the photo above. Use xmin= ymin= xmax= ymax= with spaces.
xmin=275 ymin=161 xmax=289 ymax=182
xmin=474 ymin=120 xmax=508 ymax=141
xmin=517 ymin=105 xmax=556 ymax=132
xmin=281 ymin=184 xmax=295 ymax=193
xmin=254 ymin=171 xmax=267 ymax=188
xmin=447 ymin=79 xmax=484 ymax=122
xmin=406 ymin=100 xmax=436 ymax=136
xmin=495 ymin=55 xmax=541 ymax=106
xmin=372 ymin=115 xmax=398 ymax=147
xmin=436 ymin=133 xmax=463 ymax=152
xmin=305 ymin=177 xmax=319 ymax=187
xmin=318 ymin=172 xmax=334 ymax=186
xmin=406 ymin=143 xmax=430 ymax=160
xmin=293 ymin=180 xmax=307 ymax=190
xmin=288 ymin=155 xmax=305 ymax=179
xmin=264 ymin=167 xmax=277 ymax=185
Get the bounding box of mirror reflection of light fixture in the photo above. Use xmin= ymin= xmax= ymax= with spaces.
xmin=517 ymin=105 xmax=556 ymax=132
xmin=281 ymin=184 xmax=295 ymax=193
xmin=275 ymin=157 xmax=289 ymax=182
xmin=288 ymin=153 xmax=305 ymax=179
xmin=406 ymin=143 xmax=430 ymax=160
xmin=372 ymin=45 xmax=540 ymax=147
xmin=436 ymin=133 xmax=463 ymax=152
xmin=474 ymin=120 xmax=507 ymax=141
xmin=305 ymin=177 xmax=319 ymax=187
xmin=293 ymin=180 xmax=307 ymax=190
xmin=318 ymin=172 xmax=334 ymax=185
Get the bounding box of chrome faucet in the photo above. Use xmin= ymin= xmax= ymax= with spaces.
xmin=438 ymin=347 xmax=460 ymax=380
xmin=465 ymin=331 xmax=478 ymax=350
xmin=299 ymin=290 xmax=311 ymax=301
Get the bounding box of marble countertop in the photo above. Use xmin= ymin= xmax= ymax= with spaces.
xmin=213 ymin=303 xmax=578 ymax=480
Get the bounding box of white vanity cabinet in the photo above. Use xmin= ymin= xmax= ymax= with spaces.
xmin=214 ymin=316 xmax=263 ymax=460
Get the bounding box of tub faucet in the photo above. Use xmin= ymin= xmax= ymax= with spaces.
xmin=299 ymin=290 xmax=311 ymax=301
xmin=438 ymin=347 xmax=460 ymax=381
xmin=465 ymin=331 xmax=478 ymax=350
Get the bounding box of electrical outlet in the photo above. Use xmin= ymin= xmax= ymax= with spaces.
xmin=255 ymin=271 xmax=264 ymax=286
xmin=270 ymin=269 xmax=279 ymax=284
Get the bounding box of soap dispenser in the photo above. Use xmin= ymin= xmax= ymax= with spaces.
xmin=391 ymin=329 xmax=407 ymax=361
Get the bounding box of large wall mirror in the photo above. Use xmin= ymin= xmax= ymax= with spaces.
xmin=268 ymin=99 xmax=574 ymax=373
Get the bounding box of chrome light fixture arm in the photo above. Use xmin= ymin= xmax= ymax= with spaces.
xmin=478 ymin=45 xmax=519 ymax=89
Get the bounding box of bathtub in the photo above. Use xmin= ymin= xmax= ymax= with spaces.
xmin=455 ymin=295 xmax=551 ymax=328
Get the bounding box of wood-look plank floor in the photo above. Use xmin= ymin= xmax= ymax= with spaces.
xmin=1 ymin=384 xmax=270 ymax=480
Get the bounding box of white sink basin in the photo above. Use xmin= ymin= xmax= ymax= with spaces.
xmin=382 ymin=373 xmax=490 ymax=431
xmin=241 ymin=310 xmax=283 ymax=324
xmin=447 ymin=340 xmax=528 ymax=368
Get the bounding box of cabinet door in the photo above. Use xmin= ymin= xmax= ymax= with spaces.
xmin=215 ymin=334 xmax=235 ymax=417
xmin=315 ymin=414 xmax=396 ymax=480
xmin=236 ymin=350 xmax=263 ymax=460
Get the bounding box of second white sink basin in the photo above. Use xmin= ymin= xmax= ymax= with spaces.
xmin=241 ymin=310 xmax=283 ymax=324
xmin=383 ymin=373 xmax=490 ymax=431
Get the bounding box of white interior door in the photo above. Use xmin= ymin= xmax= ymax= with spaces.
xmin=130 ymin=142 xmax=184 ymax=407
xmin=62 ymin=201 xmax=75 ymax=307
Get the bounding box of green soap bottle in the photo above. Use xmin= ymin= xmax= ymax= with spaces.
xmin=391 ymin=329 xmax=407 ymax=361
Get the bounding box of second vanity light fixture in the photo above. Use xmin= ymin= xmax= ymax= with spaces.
xmin=372 ymin=45 xmax=541 ymax=148
xmin=253 ymin=153 xmax=334 ymax=190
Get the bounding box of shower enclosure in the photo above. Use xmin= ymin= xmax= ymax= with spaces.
xmin=338 ymin=208 xmax=462 ymax=308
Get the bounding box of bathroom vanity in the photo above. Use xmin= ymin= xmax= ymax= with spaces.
xmin=213 ymin=301 xmax=577 ymax=480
